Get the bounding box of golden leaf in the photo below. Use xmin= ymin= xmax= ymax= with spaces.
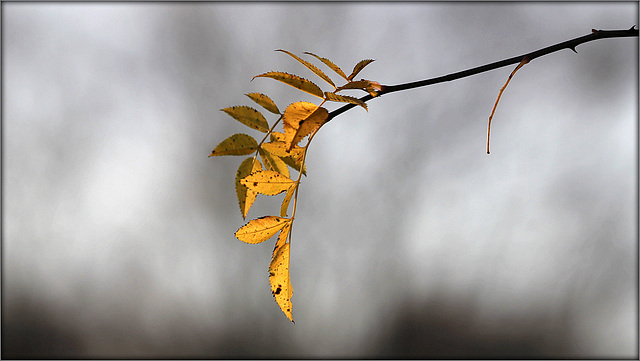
xmin=282 ymin=102 xmax=329 ymax=151
xmin=209 ymin=133 xmax=258 ymax=157
xmin=276 ymin=49 xmax=336 ymax=88
xmin=280 ymin=186 xmax=296 ymax=218
xmin=263 ymin=138 xmax=307 ymax=175
xmin=252 ymin=71 xmax=324 ymax=99
xmin=246 ymin=92 xmax=280 ymax=115
xmin=259 ymin=148 xmax=290 ymax=179
xmin=303 ymin=51 xmax=348 ymax=81
xmin=235 ymin=158 xmax=262 ymax=218
xmin=240 ymin=170 xmax=295 ymax=196
xmin=221 ymin=106 xmax=269 ymax=133
xmin=235 ymin=216 xmax=290 ymax=244
xmin=269 ymin=224 xmax=293 ymax=322
xmin=324 ymin=92 xmax=368 ymax=111
xmin=348 ymin=59 xmax=375 ymax=81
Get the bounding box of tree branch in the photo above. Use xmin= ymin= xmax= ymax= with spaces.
xmin=326 ymin=27 xmax=638 ymax=123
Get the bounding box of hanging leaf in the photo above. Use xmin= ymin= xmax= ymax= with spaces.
xmin=324 ymin=92 xmax=368 ymax=111
xmin=282 ymin=102 xmax=329 ymax=151
xmin=348 ymin=59 xmax=375 ymax=81
xmin=235 ymin=158 xmax=262 ymax=218
xmin=235 ymin=216 xmax=290 ymax=244
xmin=276 ymin=49 xmax=336 ymax=88
xmin=253 ymin=71 xmax=324 ymax=99
xmin=245 ymin=93 xmax=281 ymax=115
xmin=280 ymin=186 xmax=296 ymax=218
xmin=303 ymin=51 xmax=348 ymax=81
xmin=260 ymin=148 xmax=290 ymax=179
xmin=221 ymin=106 xmax=269 ymax=133
xmin=241 ymin=170 xmax=295 ymax=196
xmin=209 ymin=133 xmax=258 ymax=157
xmin=269 ymin=224 xmax=293 ymax=322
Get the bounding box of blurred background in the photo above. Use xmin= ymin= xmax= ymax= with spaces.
xmin=2 ymin=2 xmax=637 ymax=358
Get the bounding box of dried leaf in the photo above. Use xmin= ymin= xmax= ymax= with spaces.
xmin=324 ymin=92 xmax=368 ymax=111
xmin=235 ymin=216 xmax=290 ymax=244
xmin=246 ymin=93 xmax=281 ymax=114
xmin=348 ymin=59 xmax=375 ymax=81
xmin=260 ymin=148 xmax=290 ymax=179
xmin=210 ymin=133 xmax=258 ymax=157
xmin=221 ymin=106 xmax=269 ymax=133
xmin=253 ymin=71 xmax=324 ymax=99
xmin=277 ymin=49 xmax=336 ymax=88
xmin=269 ymin=224 xmax=293 ymax=322
xmin=303 ymin=51 xmax=348 ymax=81
xmin=235 ymin=158 xmax=262 ymax=218
xmin=241 ymin=170 xmax=295 ymax=196
xmin=282 ymin=102 xmax=329 ymax=151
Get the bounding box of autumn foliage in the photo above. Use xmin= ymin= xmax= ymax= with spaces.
xmin=210 ymin=50 xmax=380 ymax=322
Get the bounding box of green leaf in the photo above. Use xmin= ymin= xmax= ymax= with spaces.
xmin=252 ymin=71 xmax=324 ymax=99
xmin=348 ymin=59 xmax=375 ymax=81
xmin=276 ymin=49 xmax=336 ymax=88
xmin=221 ymin=106 xmax=269 ymax=133
xmin=209 ymin=133 xmax=258 ymax=157
xmin=246 ymin=92 xmax=281 ymax=115
xmin=324 ymin=92 xmax=368 ymax=111
xmin=303 ymin=52 xmax=348 ymax=81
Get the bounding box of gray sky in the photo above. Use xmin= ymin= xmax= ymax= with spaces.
xmin=3 ymin=2 xmax=637 ymax=358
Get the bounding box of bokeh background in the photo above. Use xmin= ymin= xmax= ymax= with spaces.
xmin=3 ymin=2 xmax=637 ymax=358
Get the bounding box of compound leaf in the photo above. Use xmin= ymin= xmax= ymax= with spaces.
xmin=235 ymin=157 xmax=262 ymax=218
xmin=303 ymin=51 xmax=348 ymax=81
xmin=246 ymin=93 xmax=281 ymax=115
xmin=235 ymin=216 xmax=290 ymax=244
xmin=253 ymin=71 xmax=324 ymax=99
xmin=210 ymin=133 xmax=258 ymax=157
xmin=241 ymin=170 xmax=295 ymax=196
xmin=282 ymin=102 xmax=329 ymax=151
xmin=221 ymin=106 xmax=269 ymax=133
xmin=277 ymin=49 xmax=336 ymax=88
xmin=324 ymin=92 xmax=368 ymax=111
xmin=348 ymin=59 xmax=375 ymax=81
xmin=269 ymin=224 xmax=293 ymax=322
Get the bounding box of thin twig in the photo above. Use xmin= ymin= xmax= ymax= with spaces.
xmin=325 ymin=27 xmax=638 ymax=123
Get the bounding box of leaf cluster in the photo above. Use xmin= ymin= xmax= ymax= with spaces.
xmin=210 ymin=50 xmax=379 ymax=322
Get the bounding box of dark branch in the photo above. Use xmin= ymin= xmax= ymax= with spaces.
xmin=326 ymin=27 xmax=638 ymax=122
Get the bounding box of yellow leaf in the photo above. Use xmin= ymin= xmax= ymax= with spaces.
xmin=282 ymin=102 xmax=329 ymax=151
xmin=336 ymin=79 xmax=383 ymax=96
xmin=348 ymin=59 xmax=375 ymax=81
xmin=221 ymin=106 xmax=269 ymax=133
xmin=276 ymin=49 xmax=336 ymax=88
xmin=235 ymin=158 xmax=262 ymax=218
xmin=241 ymin=170 xmax=295 ymax=196
xmin=253 ymin=71 xmax=324 ymax=99
xmin=259 ymin=148 xmax=290 ymax=179
xmin=269 ymin=225 xmax=293 ymax=322
xmin=235 ymin=216 xmax=290 ymax=244
xmin=303 ymin=51 xmax=348 ymax=81
xmin=209 ymin=133 xmax=258 ymax=157
xmin=324 ymin=92 xmax=368 ymax=111
xmin=246 ymin=92 xmax=280 ymax=115
xmin=280 ymin=186 xmax=296 ymax=217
